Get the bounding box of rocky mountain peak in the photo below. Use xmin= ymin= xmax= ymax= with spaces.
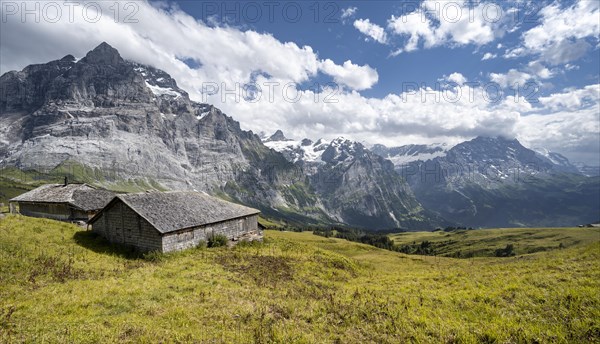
xmin=301 ymin=138 xmax=313 ymax=146
xmin=266 ymin=130 xmax=290 ymax=142
xmin=399 ymin=135 xmax=595 ymax=228
xmin=60 ymin=54 xmax=76 ymax=62
xmin=449 ymin=136 xmax=532 ymax=163
xmin=453 ymin=137 xmax=578 ymax=174
xmin=322 ymin=137 xmax=366 ymax=164
xmin=81 ymin=42 xmax=124 ymax=65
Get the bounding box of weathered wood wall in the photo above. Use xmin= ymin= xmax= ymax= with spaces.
xmin=17 ymin=202 xmax=88 ymax=221
xmin=91 ymin=200 xmax=163 ymax=252
xmin=161 ymin=214 xmax=259 ymax=252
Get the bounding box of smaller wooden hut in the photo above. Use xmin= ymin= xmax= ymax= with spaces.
xmin=9 ymin=183 xmax=115 ymax=221
xmin=88 ymin=191 xmax=261 ymax=252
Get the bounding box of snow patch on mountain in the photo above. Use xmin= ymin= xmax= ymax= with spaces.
xmin=145 ymin=81 xmax=183 ymax=99
xmin=133 ymin=66 xmax=147 ymax=76
xmin=388 ymin=150 xmax=448 ymax=165
xmin=534 ymin=147 xmax=572 ymax=166
xmin=196 ymin=110 xmax=210 ymax=120
xmin=573 ymin=163 xmax=600 ymax=177
xmin=371 ymin=143 xmax=451 ymax=166
xmin=389 ymin=211 xmax=401 ymax=227
xmin=263 ymin=135 xmax=329 ymax=163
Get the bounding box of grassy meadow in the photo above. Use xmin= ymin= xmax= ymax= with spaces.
xmin=390 ymin=227 xmax=600 ymax=257
xmin=0 ymin=215 xmax=599 ymax=343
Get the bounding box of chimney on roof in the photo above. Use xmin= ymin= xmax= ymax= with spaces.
xmin=64 ymin=176 xmax=68 ymax=187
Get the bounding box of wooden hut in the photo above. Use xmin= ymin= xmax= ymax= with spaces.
xmin=9 ymin=183 xmax=115 ymax=221
xmin=88 ymin=191 xmax=261 ymax=252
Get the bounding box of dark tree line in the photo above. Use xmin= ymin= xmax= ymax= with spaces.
xmin=313 ymin=227 xmax=397 ymax=251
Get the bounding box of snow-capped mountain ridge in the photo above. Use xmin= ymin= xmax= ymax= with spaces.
xmin=262 ymin=130 xmax=436 ymax=228
xmin=263 ymin=136 xmax=329 ymax=163
xmin=402 ymin=136 xmax=598 ymax=227
xmin=263 ymin=133 xmax=369 ymax=166
xmin=371 ymin=143 xmax=451 ymax=165
xmin=264 ymin=132 xmax=584 ymax=177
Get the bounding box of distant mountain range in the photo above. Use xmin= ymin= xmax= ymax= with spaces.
xmin=1 ymin=42 xmax=598 ymax=229
xmin=265 ymin=134 xmax=599 ymax=228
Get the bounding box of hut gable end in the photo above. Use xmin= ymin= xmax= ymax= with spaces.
xmin=89 ymin=198 xmax=163 ymax=251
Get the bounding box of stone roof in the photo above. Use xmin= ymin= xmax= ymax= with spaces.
xmin=93 ymin=191 xmax=260 ymax=234
xmin=72 ymin=188 xmax=119 ymax=211
xmin=10 ymin=184 xmax=116 ymax=211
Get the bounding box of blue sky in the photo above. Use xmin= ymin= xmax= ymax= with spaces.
xmin=0 ymin=0 xmax=599 ymax=164
xmin=175 ymin=0 xmax=599 ymax=99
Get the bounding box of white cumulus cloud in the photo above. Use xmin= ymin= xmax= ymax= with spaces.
xmin=387 ymin=1 xmax=510 ymax=54
xmin=481 ymin=52 xmax=497 ymax=60
xmin=538 ymin=84 xmax=600 ymax=111
xmin=341 ymin=7 xmax=357 ymax=20
xmin=519 ymin=0 xmax=600 ymax=65
xmin=319 ymin=59 xmax=379 ymax=90
xmin=447 ymin=72 xmax=467 ymax=85
xmin=353 ymin=18 xmax=388 ymax=44
xmin=490 ymin=69 xmax=533 ymax=88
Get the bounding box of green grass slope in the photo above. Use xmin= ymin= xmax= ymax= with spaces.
xmin=0 ymin=179 xmax=35 ymax=212
xmin=390 ymin=227 xmax=600 ymax=257
xmin=1 ymin=215 xmax=599 ymax=343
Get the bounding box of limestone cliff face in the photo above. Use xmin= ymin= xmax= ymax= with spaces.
xmin=2 ymin=44 xmax=235 ymax=189
xmin=0 ymin=43 xmax=441 ymax=229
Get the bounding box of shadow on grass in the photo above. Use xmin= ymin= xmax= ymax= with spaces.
xmin=73 ymin=231 xmax=149 ymax=260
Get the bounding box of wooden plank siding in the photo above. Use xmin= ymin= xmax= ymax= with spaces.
xmin=161 ymin=214 xmax=259 ymax=252
xmin=17 ymin=202 xmax=89 ymax=222
xmin=91 ymin=200 xmax=163 ymax=252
